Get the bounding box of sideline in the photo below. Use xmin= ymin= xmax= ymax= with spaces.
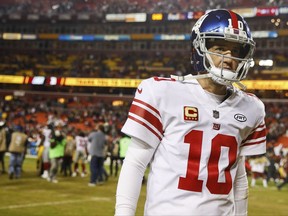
xmin=0 ymin=197 xmax=112 ymax=210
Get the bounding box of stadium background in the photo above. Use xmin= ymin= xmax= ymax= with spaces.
xmin=0 ymin=0 xmax=288 ymax=216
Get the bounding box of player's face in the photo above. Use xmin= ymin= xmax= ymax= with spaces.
xmin=207 ymin=39 xmax=243 ymax=72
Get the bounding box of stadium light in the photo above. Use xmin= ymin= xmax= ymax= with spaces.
xmin=259 ymin=59 xmax=274 ymax=67
xmin=52 ymin=4 xmax=59 ymax=10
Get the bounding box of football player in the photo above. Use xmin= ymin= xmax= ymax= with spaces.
xmin=72 ymin=131 xmax=88 ymax=177
xmin=115 ymin=9 xmax=266 ymax=216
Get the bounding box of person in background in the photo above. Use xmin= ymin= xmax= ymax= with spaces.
xmin=249 ymin=154 xmax=270 ymax=188
xmin=118 ymin=133 xmax=131 ymax=165
xmin=8 ymin=125 xmax=28 ymax=179
xmin=102 ymin=139 xmax=109 ymax=182
xmin=109 ymin=134 xmax=120 ymax=177
xmin=41 ymin=124 xmax=53 ymax=179
xmin=72 ymin=130 xmax=88 ymax=177
xmin=48 ymin=129 xmax=66 ymax=183
xmin=266 ymin=150 xmax=279 ymax=184
xmin=115 ymin=9 xmax=267 ymax=216
xmin=62 ymin=129 xmax=76 ymax=177
xmin=35 ymin=128 xmax=45 ymax=176
xmin=0 ymin=120 xmax=7 ymax=174
xmin=87 ymin=124 xmax=107 ymax=186
xmin=277 ymin=153 xmax=288 ymax=190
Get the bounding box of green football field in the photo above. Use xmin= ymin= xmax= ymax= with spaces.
xmin=0 ymin=157 xmax=287 ymax=216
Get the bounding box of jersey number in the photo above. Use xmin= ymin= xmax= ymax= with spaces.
xmin=178 ymin=130 xmax=237 ymax=195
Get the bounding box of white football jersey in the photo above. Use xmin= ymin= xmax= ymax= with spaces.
xmin=42 ymin=127 xmax=52 ymax=148
xmin=122 ymin=77 xmax=266 ymax=216
xmin=250 ymin=157 xmax=270 ymax=173
xmin=75 ymin=136 xmax=88 ymax=152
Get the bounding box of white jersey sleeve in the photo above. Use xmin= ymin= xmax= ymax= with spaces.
xmin=115 ymin=138 xmax=155 ymax=216
xmin=239 ymin=94 xmax=266 ymax=156
xmin=122 ymin=77 xmax=166 ymax=148
xmin=233 ymin=156 xmax=248 ymax=216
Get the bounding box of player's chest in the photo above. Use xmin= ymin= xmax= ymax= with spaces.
xmin=161 ymin=98 xmax=254 ymax=142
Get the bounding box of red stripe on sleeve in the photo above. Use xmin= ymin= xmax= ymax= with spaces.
xmin=134 ymin=98 xmax=161 ymax=116
xmin=129 ymin=103 xmax=163 ymax=135
xmin=243 ymin=127 xmax=266 ymax=144
xmin=242 ymin=139 xmax=266 ymax=147
xmin=128 ymin=115 xmax=162 ymax=141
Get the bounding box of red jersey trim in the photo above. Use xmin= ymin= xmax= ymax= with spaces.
xmin=128 ymin=115 xmax=162 ymax=141
xmin=129 ymin=103 xmax=163 ymax=134
xmin=128 ymin=98 xmax=163 ymax=140
xmin=242 ymin=139 xmax=266 ymax=147
xmin=242 ymin=125 xmax=266 ymax=144
xmin=133 ymin=98 xmax=161 ymax=116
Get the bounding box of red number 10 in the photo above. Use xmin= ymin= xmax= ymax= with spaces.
xmin=178 ymin=130 xmax=237 ymax=195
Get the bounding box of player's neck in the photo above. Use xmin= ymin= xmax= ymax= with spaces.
xmin=197 ymin=78 xmax=227 ymax=95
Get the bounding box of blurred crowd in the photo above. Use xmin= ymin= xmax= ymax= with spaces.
xmin=0 ymin=0 xmax=287 ymax=16
xmin=0 ymin=95 xmax=130 ymax=185
xmin=1 ymin=52 xmax=288 ymax=80
xmin=0 ymin=52 xmax=190 ymax=79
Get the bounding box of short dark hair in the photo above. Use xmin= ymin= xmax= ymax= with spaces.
xmin=98 ymin=124 xmax=105 ymax=132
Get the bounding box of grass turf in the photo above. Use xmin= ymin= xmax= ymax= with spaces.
xmin=0 ymin=157 xmax=287 ymax=216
